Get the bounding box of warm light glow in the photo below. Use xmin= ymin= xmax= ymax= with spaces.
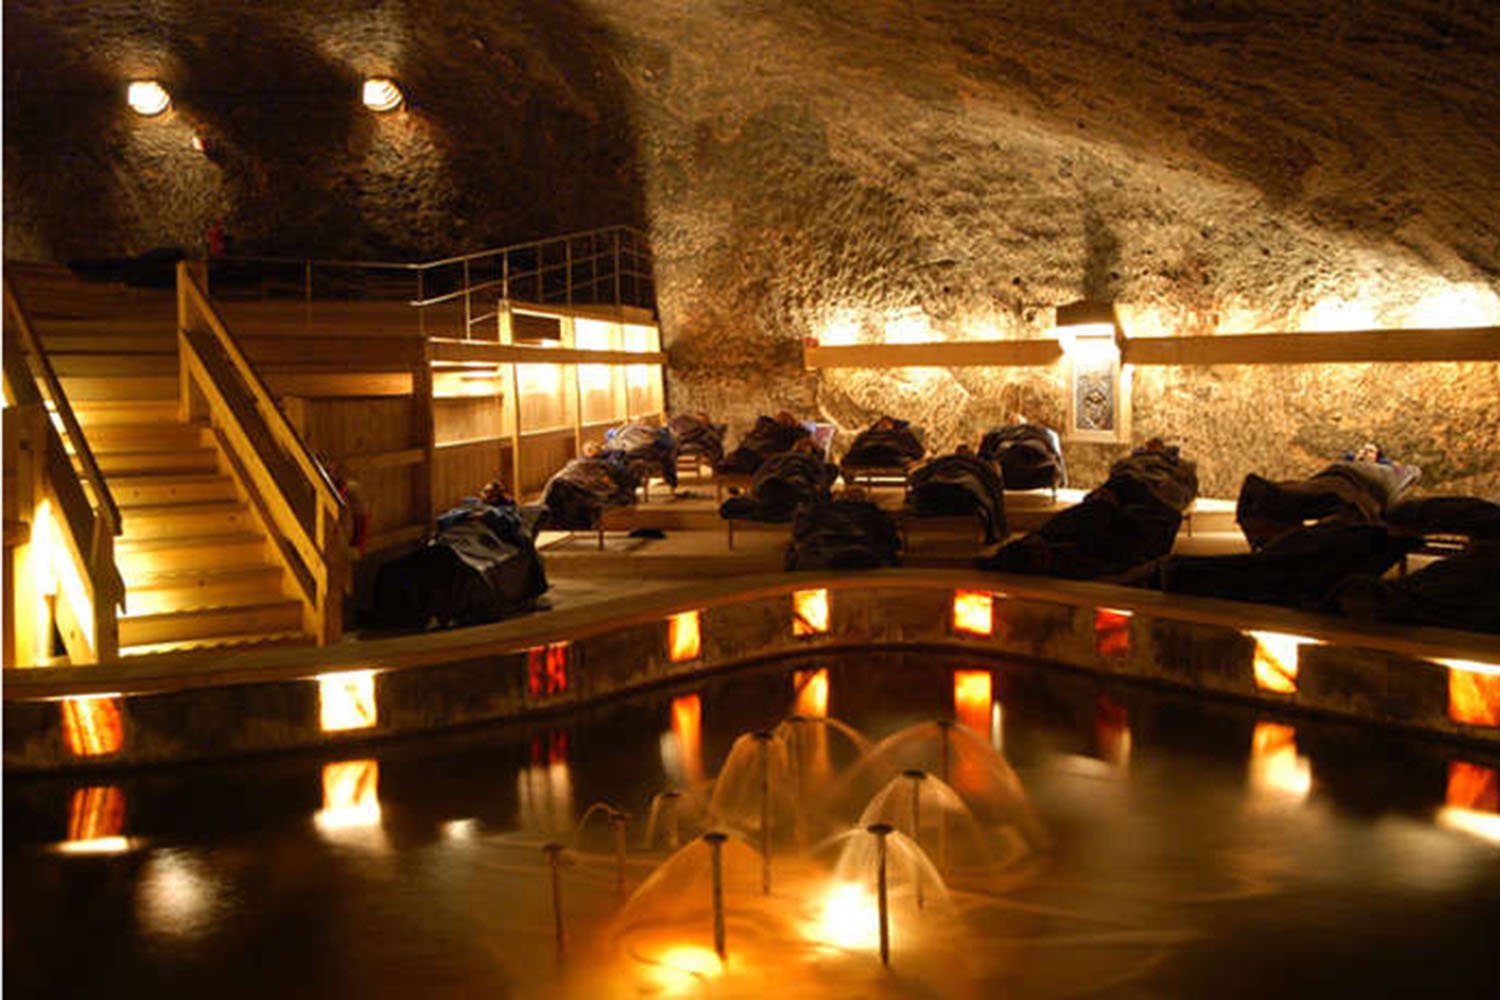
xmin=1298 ymin=296 xmax=1378 ymax=333
xmin=61 ymin=695 xmax=124 ymax=757
xmin=517 ymin=734 xmax=573 ymax=835
xmin=668 ymin=610 xmax=701 ymax=662
xmin=62 ymin=786 xmax=127 ymax=853
xmin=1095 ymin=607 xmax=1133 ymax=658
xmin=318 ymin=671 xmax=377 ymax=732
xmin=883 ymin=310 xmax=933 ymax=345
xmin=794 ymin=669 xmax=829 ymax=718
xmin=1250 ymin=631 xmax=1316 ymax=694
xmin=1095 ymin=695 xmax=1131 ymax=768
xmin=1055 ymin=322 xmax=1115 ymax=355
xmin=1405 ymin=283 xmax=1500 ymax=328
xmin=817 ymin=310 xmax=863 ymax=347
xmin=31 ymin=496 xmax=97 ymax=658
xmin=315 ymin=759 xmax=381 ymax=831
xmin=952 ymin=590 xmax=994 ymax=636
xmin=443 ymin=818 xmax=479 ymax=840
xmin=646 ymin=945 xmax=724 ymax=993
xmin=527 ymin=643 xmax=569 ymax=699
xmin=953 ymin=669 xmax=992 ymax=736
xmin=517 ymin=363 xmax=563 ymax=397
xmin=1250 ymin=722 xmax=1312 ymax=799
xmin=361 ymin=77 xmax=403 ymax=112
xmin=668 ymin=695 xmax=705 ymax=785
xmin=793 ymin=588 xmax=830 ymax=636
xmin=1439 ymin=761 xmax=1500 ymax=844
xmin=1443 ymin=659 xmax=1500 ymax=727
xmin=813 ymin=881 xmax=881 ymax=950
xmin=127 ymin=80 xmax=171 ymax=116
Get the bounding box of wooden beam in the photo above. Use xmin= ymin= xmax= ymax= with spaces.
xmin=429 ymin=339 xmax=665 ymax=367
xmin=1122 ymin=327 xmax=1500 ymax=366
xmin=342 ymin=448 xmax=426 ymax=473
xmin=804 ymin=340 xmax=1063 ymax=369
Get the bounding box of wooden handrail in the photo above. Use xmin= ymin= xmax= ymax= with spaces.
xmin=3 ymin=275 xmax=121 ymax=538
xmin=178 ymin=263 xmax=345 ymax=520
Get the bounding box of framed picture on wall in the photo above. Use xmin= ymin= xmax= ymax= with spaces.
xmin=1066 ymin=335 xmax=1130 ymax=443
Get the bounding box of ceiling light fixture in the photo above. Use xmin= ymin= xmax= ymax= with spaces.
xmin=127 ymin=80 xmax=171 ymax=117
xmin=362 ymin=77 xmax=403 ymax=112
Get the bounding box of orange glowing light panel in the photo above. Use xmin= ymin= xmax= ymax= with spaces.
xmin=1447 ymin=761 xmax=1499 ymax=812
xmin=794 ymin=669 xmax=830 ymax=717
xmin=793 ymin=588 xmax=830 ymax=636
xmin=527 ymin=642 xmax=570 ymax=699
xmin=1446 ymin=662 xmax=1500 ymax=728
xmin=668 ymin=610 xmax=702 ymax=662
xmin=1250 ymin=631 xmax=1312 ymax=694
xmin=68 ymin=786 xmax=126 ymax=842
xmin=318 ymin=759 xmax=381 ymax=829
xmin=1095 ymin=608 xmax=1132 ymax=657
xmin=953 ymin=670 xmax=992 ymax=736
xmin=61 ymin=695 xmax=124 ymax=757
xmin=953 ymin=590 xmax=994 ymax=636
xmin=670 ymin=695 xmax=705 ymax=785
xmin=318 ymin=671 xmax=377 ymax=732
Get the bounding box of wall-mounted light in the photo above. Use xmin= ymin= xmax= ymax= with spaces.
xmin=1249 ymin=631 xmax=1318 ymax=694
xmin=793 ymin=588 xmax=830 ymax=636
xmin=952 ymin=589 xmax=995 ymax=637
xmin=318 ymin=670 xmax=377 ymax=732
xmin=1442 ymin=658 xmax=1500 ymax=727
xmin=127 ymin=80 xmax=171 ymax=116
xmin=61 ymin=694 xmax=124 ymax=757
xmin=668 ymin=610 xmax=702 ymax=662
xmin=1056 ymin=300 xmax=1130 ymax=443
xmin=362 ymin=77 xmax=404 ymax=112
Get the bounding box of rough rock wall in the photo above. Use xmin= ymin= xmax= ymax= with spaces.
xmin=5 ymin=0 xmax=1498 ymax=494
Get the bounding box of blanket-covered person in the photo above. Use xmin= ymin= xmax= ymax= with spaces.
xmin=374 ymin=480 xmax=548 ymax=628
xmin=715 ymin=411 xmax=812 ymax=475
xmin=668 ymin=412 xmax=728 ymax=468
xmin=720 ymin=439 xmax=838 ymax=522
xmin=1335 ymin=538 xmax=1500 ymax=635
xmin=980 ymin=439 xmax=1197 ymax=580
xmin=541 ymin=444 xmax=639 ymax=530
xmin=1235 ymin=444 xmax=1421 ymax=549
xmin=602 ymin=421 xmax=680 ymax=490
xmin=840 ymin=415 xmax=925 ymax=477
xmin=978 ymin=418 xmax=1068 ymax=491
xmin=785 ymin=490 xmax=903 ymax=571
xmin=905 ymin=446 xmax=1008 ymax=543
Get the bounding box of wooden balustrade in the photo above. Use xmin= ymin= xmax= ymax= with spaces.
xmin=176 ymin=262 xmax=347 ymax=645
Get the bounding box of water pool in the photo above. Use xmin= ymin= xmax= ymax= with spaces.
xmin=6 ymin=650 xmax=1499 ymax=999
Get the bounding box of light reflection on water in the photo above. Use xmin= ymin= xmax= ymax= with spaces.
xmin=7 ymin=651 xmax=1500 ymax=999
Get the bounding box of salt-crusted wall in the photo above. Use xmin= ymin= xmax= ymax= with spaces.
xmin=5 ymin=0 xmax=1498 ymax=495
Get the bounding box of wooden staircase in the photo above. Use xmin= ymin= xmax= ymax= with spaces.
xmin=11 ymin=264 xmax=320 ymax=659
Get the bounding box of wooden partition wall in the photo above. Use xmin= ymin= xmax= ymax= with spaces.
xmin=218 ymin=298 xmax=664 ymax=554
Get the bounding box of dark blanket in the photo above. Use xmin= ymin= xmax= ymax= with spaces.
xmin=979 ymin=425 xmax=1068 ymax=490
xmin=841 ymin=419 xmax=925 ymax=471
xmin=1334 ymin=541 xmax=1500 ymax=635
xmin=1386 ymin=495 xmax=1500 ymax=541
xmin=541 ymin=456 xmax=638 ymax=529
xmin=603 ymin=423 xmax=679 ymax=489
xmin=1160 ymin=523 xmax=1416 ymax=611
xmin=979 ymin=447 xmax=1196 ymax=579
xmin=374 ymin=502 xmax=548 ymax=627
xmin=720 ymin=451 xmax=838 ymax=522
xmin=785 ymin=499 xmax=902 ymax=571
xmin=715 ymin=416 xmax=812 ymax=475
xmin=668 ymin=414 xmax=728 ymax=466
xmin=906 ymin=453 xmax=1008 ymax=543
xmin=1237 ymin=460 xmax=1421 ymax=548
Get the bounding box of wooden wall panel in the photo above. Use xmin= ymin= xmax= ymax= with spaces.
xmin=291 ymin=397 xmax=413 ymax=459
xmin=518 ymin=430 xmax=575 ymax=498
xmin=359 ymin=466 xmax=416 ymax=537
xmin=433 ymin=440 xmax=507 ymax=512
xmin=434 ymin=395 xmax=504 ymax=445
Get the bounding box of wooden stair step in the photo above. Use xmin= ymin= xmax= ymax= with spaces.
xmin=110 ymin=473 xmax=237 ymax=506
xmin=117 ymin=532 xmax=268 ymax=576
xmin=49 ymin=354 xmax=178 ymax=377
xmin=73 ymin=400 xmax=182 ymax=426
xmin=123 ymin=564 xmax=284 ymax=614
xmin=93 ymin=447 xmax=219 ymax=476
xmin=119 ymin=500 xmax=254 ymax=540
xmin=118 ymin=599 xmax=304 ymax=647
xmin=120 ymin=630 xmax=312 ymax=659
xmin=79 ymin=422 xmax=209 ymax=449
xmin=59 ymin=375 xmax=177 ymax=401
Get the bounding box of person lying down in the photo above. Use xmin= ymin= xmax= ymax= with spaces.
xmin=541 ymin=443 xmax=639 ymax=530
xmin=715 ymin=411 xmax=811 ymax=475
xmin=720 ymin=439 xmax=838 ymax=522
xmin=905 ymin=446 xmax=1008 ymax=544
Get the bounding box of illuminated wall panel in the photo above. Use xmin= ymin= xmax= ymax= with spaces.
xmin=1094 ymin=608 xmax=1132 ymax=658
xmin=61 ymin=695 xmax=124 ymax=757
xmin=668 ymin=610 xmax=701 ymax=662
xmin=952 ymin=590 xmax=994 ymax=637
xmin=527 ymin=643 xmax=570 ymax=699
xmin=318 ymin=671 xmax=378 ymax=732
xmin=1445 ymin=660 xmax=1500 ymax=727
xmin=1249 ymin=631 xmax=1315 ymax=694
xmin=793 ymin=588 xmax=830 ymax=636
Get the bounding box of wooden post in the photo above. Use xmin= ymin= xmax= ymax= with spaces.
xmin=412 ymin=340 xmax=436 ymax=530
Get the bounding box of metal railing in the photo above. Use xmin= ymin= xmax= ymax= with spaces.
xmin=207 ymin=224 xmax=655 ymax=340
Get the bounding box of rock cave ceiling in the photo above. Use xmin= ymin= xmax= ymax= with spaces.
xmin=5 ymin=1 xmax=1499 ymax=489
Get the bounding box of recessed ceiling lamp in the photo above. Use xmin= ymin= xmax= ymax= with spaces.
xmin=362 ymin=77 xmax=403 ymax=112
xmin=127 ymin=80 xmax=171 ymax=116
